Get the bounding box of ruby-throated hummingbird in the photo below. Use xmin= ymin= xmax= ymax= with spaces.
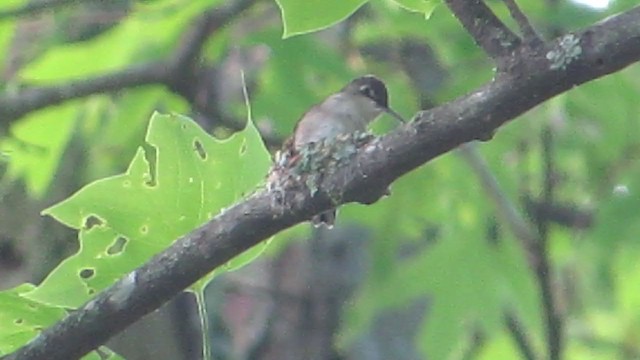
xmin=290 ymin=75 xmax=405 ymax=227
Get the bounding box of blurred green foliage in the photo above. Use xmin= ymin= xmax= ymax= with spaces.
xmin=0 ymin=0 xmax=639 ymax=359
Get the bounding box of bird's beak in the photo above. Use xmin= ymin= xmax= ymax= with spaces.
xmin=384 ymin=107 xmax=406 ymax=123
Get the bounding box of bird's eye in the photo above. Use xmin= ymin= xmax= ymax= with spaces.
xmin=359 ymin=85 xmax=375 ymax=99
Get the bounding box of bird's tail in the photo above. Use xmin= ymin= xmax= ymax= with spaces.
xmin=312 ymin=210 xmax=336 ymax=229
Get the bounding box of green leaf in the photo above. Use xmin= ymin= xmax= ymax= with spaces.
xmin=82 ymin=88 xmax=186 ymax=181
xmin=0 ymin=283 xmax=124 ymax=357
xmin=0 ymin=284 xmax=65 ymax=355
xmin=25 ymin=112 xmax=271 ymax=307
xmin=275 ymin=0 xmax=368 ymax=37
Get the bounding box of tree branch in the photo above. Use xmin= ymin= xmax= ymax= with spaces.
xmin=0 ymin=63 xmax=169 ymax=121
xmin=444 ymin=0 xmax=521 ymax=62
xmin=168 ymin=0 xmax=254 ymax=73
xmin=4 ymin=5 xmax=640 ymax=360
xmin=0 ymin=0 xmax=78 ymax=20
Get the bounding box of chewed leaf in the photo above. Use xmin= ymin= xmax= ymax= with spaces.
xmin=26 ymin=113 xmax=271 ymax=307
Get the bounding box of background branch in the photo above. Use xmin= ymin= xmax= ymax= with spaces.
xmin=536 ymin=126 xmax=563 ymax=360
xmin=3 ymin=5 xmax=640 ymax=359
xmin=458 ymin=143 xmax=547 ymax=359
xmin=502 ymin=0 xmax=544 ymax=46
xmin=0 ymin=0 xmax=78 ymax=20
xmin=0 ymin=62 xmax=169 ymax=122
xmin=525 ymin=199 xmax=593 ymax=229
xmin=505 ymin=311 xmax=538 ymax=360
xmin=168 ymin=0 xmax=257 ymax=72
xmin=458 ymin=143 xmax=537 ymax=249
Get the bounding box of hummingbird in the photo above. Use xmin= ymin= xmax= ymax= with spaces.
xmin=290 ymin=75 xmax=405 ymax=227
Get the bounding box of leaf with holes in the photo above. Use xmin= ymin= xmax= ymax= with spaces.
xmin=24 ymin=112 xmax=271 ymax=308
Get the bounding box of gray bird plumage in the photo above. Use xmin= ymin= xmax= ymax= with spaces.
xmin=292 ymin=75 xmax=403 ymax=227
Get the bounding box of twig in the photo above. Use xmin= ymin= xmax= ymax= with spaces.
xmin=525 ymin=199 xmax=593 ymax=229
xmin=505 ymin=311 xmax=538 ymax=360
xmin=169 ymin=0 xmax=257 ymax=73
xmin=458 ymin=144 xmax=537 ymax=249
xmin=3 ymin=6 xmax=640 ymax=360
xmin=536 ymin=126 xmax=563 ymax=360
xmin=501 ymin=0 xmax=544 ymax=47
xmin=458 ymin=143 xmax=547 ymax=360
xmin=443 ymin=0 xmax=521 ymax=61
xmin=539 ymin=127 xmax=553 ymax=242
xmin=457 ymin=116 xmax=561 ymax=360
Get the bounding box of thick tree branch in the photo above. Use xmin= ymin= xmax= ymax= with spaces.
xmin=444 ymin=0 xmax=521 ymax=62
xmin=4 ymin=5 xmax=640 ymax=360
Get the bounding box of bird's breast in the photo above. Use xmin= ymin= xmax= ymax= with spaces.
xmin=293 ymin=94 xmax=381 ymax=149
